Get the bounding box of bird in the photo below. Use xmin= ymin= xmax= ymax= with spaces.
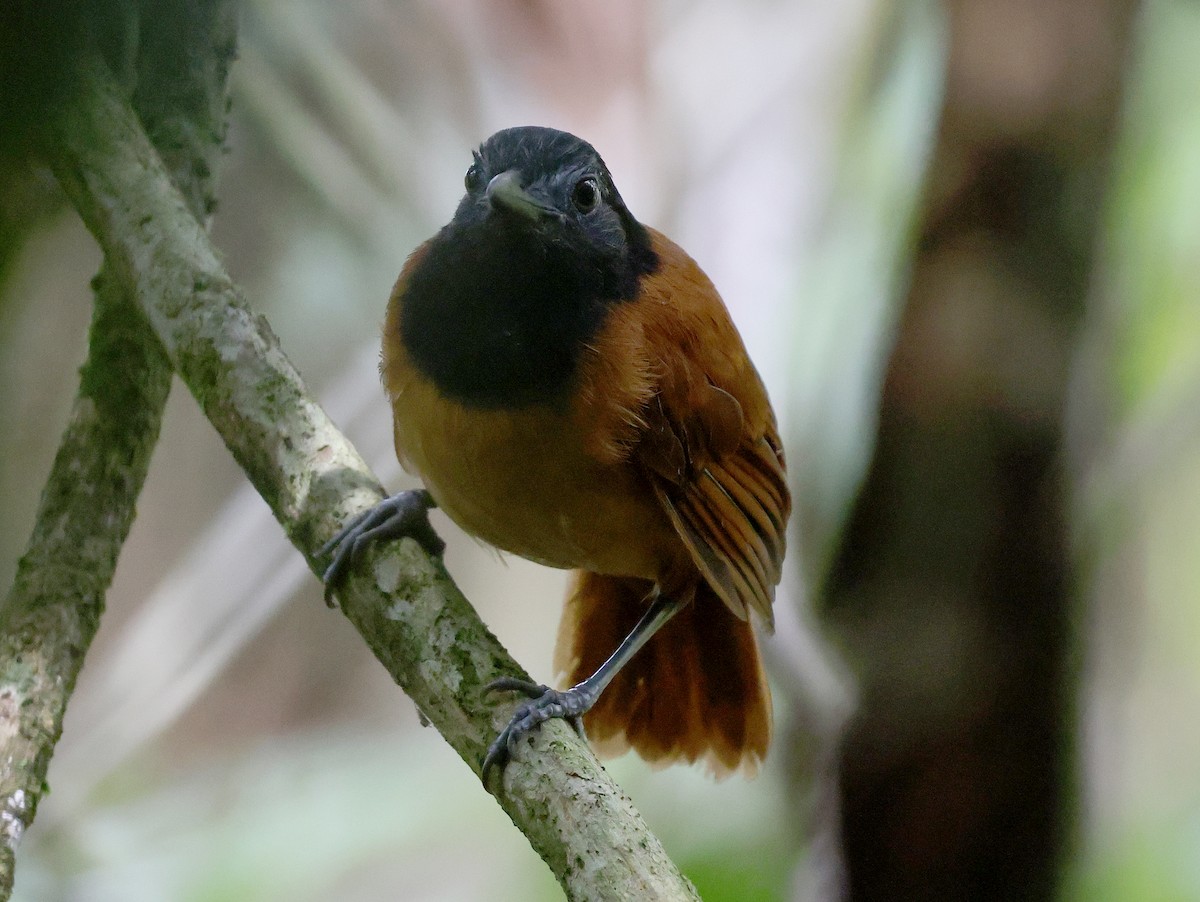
xmin=321 ymin=126 xmax=789 ymax=783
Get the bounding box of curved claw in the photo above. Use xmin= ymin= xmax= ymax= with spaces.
xmin=481 ymin=723 xmax=517 ymax=784
xmin=480 ymin=593 xmax=685 ymax=789
xmin=480 ymin=680 xmax=597 ymax=790
xmin=483 ymin=676 xmax=550 ymax=699
xmin=319 ymin=489 xmax=444 ymax=607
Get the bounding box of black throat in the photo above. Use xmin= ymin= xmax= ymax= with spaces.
xmin=399 ymin=217 xmax=658 ymax=409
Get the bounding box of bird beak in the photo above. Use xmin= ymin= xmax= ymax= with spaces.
xmin=486 ymin=170 xmax=554 ymax=221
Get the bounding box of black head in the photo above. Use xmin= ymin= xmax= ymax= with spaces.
xmin=399 ymin=126 xmax=659 ymax=409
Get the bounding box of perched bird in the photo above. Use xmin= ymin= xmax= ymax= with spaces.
xmin=323 ymin=126 xmax=789 ymax=781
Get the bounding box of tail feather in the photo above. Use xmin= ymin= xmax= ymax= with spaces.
xmin=553 ymin=571 xmax=771 ymax=776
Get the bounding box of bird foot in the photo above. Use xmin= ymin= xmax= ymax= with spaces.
xmin=319 ymin=488 xmax=444 ymax=606
xmin=481 ymin=677 xmax=593 ymax=786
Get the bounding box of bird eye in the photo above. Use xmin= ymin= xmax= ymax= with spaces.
xmin=572 ymin=177 xmax=599 ymax=213
xmin=464 ymin=164 xmax=484 ymax=193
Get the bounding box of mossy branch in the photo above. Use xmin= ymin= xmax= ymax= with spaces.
xmin=0 ymin=4 xmax=237 ymax=899
xmin=45 ymin=51 xmax=699 ymax=902
xmin=0 ymin=269 xmax=172 ymax=901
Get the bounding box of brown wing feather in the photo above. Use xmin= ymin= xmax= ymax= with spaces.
xmin=648 ymin=414 xmax=788 ymax=628
xmin=619 ymin=230 xmax=790 ymax=626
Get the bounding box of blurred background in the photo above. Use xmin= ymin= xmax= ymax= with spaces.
xmin=1 ymin=0 xmax=1199 ymax=899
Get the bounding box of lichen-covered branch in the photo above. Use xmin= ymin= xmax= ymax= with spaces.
xmin=0 ymin=273 xmax=171 ymax=899
xmin=0 ymin=5 xmax=237 ymax=899
xmin=46 ymin=52 xmax=698 ymax=902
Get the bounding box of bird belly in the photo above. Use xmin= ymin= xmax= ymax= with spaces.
xmin=390 ymin=380 xmax=669 ymax=580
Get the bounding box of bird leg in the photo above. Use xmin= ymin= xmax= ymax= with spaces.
xmin=481 ymin=590 xmax=684 ymax=786
xmin=319 ymin=488 xmax=444 ymax=606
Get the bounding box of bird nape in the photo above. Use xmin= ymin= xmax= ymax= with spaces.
xmin=322 ymin=125 xmax=789 ymax=786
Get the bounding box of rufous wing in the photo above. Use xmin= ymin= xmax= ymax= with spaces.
xmin=627 ymin=231 xmax=790 ymax=627
xmin=639 ymin=383 xmax=788 ymax=628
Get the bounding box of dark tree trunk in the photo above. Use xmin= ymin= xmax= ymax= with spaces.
xmin=823 ymin=1 xmax=1140 ymax=898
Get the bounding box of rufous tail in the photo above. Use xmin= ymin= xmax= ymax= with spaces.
xmin=553 ymin=571 xmax=772 ymax=776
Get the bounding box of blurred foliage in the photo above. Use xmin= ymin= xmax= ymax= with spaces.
xmin=1105 ymin=4 xmax=1200 ymax=414
xmin=788 ymin=0 xmax=944 ymax=591
xmin=1065 ymin=2 xmax=1200 ymax=900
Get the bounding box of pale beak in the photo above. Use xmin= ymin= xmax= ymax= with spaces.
xmin=485 ymin=170 xmax=555 ymax=221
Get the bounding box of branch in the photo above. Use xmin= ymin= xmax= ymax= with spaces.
xmin=47 ymin=52 xmax=699 ymax=902
xmin=0 ymin=270 xmax=171 ymax=898
xmin=0 ymin=5 xmax=237 ymax=898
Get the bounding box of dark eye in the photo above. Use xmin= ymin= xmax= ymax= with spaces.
xmin=572 ymin=177 xmax=599 ymax=213
xmin=465 ymin=164 xmax=484 ymax=193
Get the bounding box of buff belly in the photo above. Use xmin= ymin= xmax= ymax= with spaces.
xmin=389 ymin=378 xmax=671 ymax=581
